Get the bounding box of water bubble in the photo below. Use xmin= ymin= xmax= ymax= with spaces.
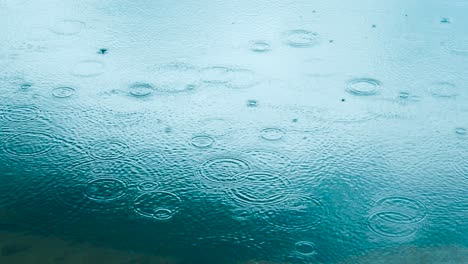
xmin=50 ymin=20 xmax=85 ymax=35
xmin=2 ymin=132 xmax=56 ymax=157
xmin=198 ymin=157 xmax=251 ymax=183
xmin=294 ymin=241 xmax=317 ymax=256
xmin=455 ymin=127 xmax=466 ymax=135
xmin=346 ymin=78 xmax=382 ymax=96
xmin=429 ymin=82 xmax=458 ymax=98
xmin=250 ymin=40 xmax=271 ymax=52
xmin=71 ymin=60 xmax=105 ymax=77
xmin=440 ymin=17 xmax=450 ymax=24
xmin=260 ymin=128 xmax=285 ymax=141
xmin=138 ymin=181 xmax=160 ymax=192
xmin=247 ymin=100 xmax=258 ymax=107
xmin=399 ymin=92 xmax=410 ymax=99
xmin=283 ymin=29 xmax=320 ymax=48
xmin=20 ymin=83 xmax=32 ymax=91
xmin=52 ymin=86 xmax=75 ymax=98
xmin=98 ymin=48 xmax=108 ymax=54
xmin=228 ymin=171 xmax=290 ymax=205
xmin=84 ymin=178 xmax=127 ymax=201
xmin=129 ymin=83 xmax=154 ymax=97
xmin=190 ymin=135 xmax=215 ymax=149
xmin=133 ymin=191 xmax=182 ymax=221
xmin=88 ymin=140 xmax=129 ymax=160
xmin=1 ymin=105 xmax=41 ymax=122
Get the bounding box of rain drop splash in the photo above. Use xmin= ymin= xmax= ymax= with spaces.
xmin=190 ymin=135 xmax=215 ymax=149
xmin=260 ymin=128 xmax=285 ymax=141
xmin=294 ymin=241 xmax=318 ymax=256
xmin=346 ymin=78 xmax=382 ymax=96
xmin=198 ymin=157 xmax=251 ymax=183
xmin=84 ymin=178 xmax=127 ymax=201
xmin=429 ymin=82 xmax=458 ymax=98
xmin=455 ymin=127 xmax=466 ymax=135
xmin=283 ymin=29 xmax=320 ymax=48
xmin=52 ymin=86 xmax=75 ymax=98
xmin=129 ymin=83 xmax=154 ymax=97
xmin=133 ymin=191 xmax=182 ymax=221
xmin=250 ymin=40 xmax=271 ymax=53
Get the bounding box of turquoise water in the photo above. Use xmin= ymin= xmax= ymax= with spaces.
xmin=0 ymin=0 xmax=467 ymax=263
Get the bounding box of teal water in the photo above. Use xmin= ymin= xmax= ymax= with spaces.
xmin=0 ymin=0 xmax=467 ymax=263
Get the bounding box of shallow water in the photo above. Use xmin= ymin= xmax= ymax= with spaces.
xmin=0 ymin=0 xmax=467 ymax=263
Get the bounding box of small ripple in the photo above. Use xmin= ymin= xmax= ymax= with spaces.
xmin=260 ymin=128 xmax=285 ymax=141
xmin=373 ymin=196 xmax=427 ymax=223
xmin=87 ymin=140 xmax=130 ymax=160
xmin=83 ymin=178 xmax=127 ymax=201
xmin=152 ymin=62 xmax=200 ymax=93
xmin=244 ymin=149 xmax=292 ymax=172
xmin=227 ymin=171 xmax=290 ymax=205
xmin=190 ymin=135 xmax=215 ymax=149
xmin=0 ymin=105 xmax=41 ymax=122
xmin=346 ymin=78 xmax=382 ymax=96
xmin=20 ymin=83 xmax=32 ymax=91
xmin=283 ymin=29 xmax=320 ymax=48
xmin=250 ymin=40 xmax=271 ymax=52
xmin=443 ymin=38 xmax=468 ymax=56
xmin=137 ymin=181 xmax=160 ymax=192
xmin=133 ymin=191 xmax=182 ymax=221
xmin=294 ymin=241 xmax=318 ymax=256
xmin=50 ymin=20 xmax=85 ymax=35
xmin=1 ymin=132 xmax=57 ymax=157
xmin=200 ymin=66 xmax=258 ymax=89
xmin=71 ymin=60 xmax=105 ymax=77
xmin=368 ymin=213 xmax=419 ymax=238
xmin=198 ymin=118 xmax=233 ymax=136
xmin=197 ymin=157 xmax=251 ymax=184
xmin=129 ymin=83 xmax=154 ymax=97
xmin=52 ymin=86 xmax=76 ymax=98
xmin=429 ymin=82 xmax=458 ymax=98
xmin=260 ymin=195 xmax=328 ymax=230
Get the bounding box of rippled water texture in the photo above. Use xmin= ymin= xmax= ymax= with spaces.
xmin=0 ymin=0 xmax=467 ymax=263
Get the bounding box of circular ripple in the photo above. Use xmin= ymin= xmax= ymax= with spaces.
xmin=444 ymin=38 xmax=468 ymax=56
xmin=260 ymin=196 xmax=328 ymax=230
xmin=455 ymin=127 xmax=466 ymax=135
xmin=429 ymin=82 xmax=458 ymax=98
xmin=88 ymin=140 xmax=129 ymax=160
xmin=200 ymin=66 xmax=231 ymax=84
xmin=129 ymin=83 xmax=154 ymax=97
xmin=153 ymin=62 xmax=200 ymax=93
xmin=250 ymin=40 xmax=271 ymax=52
xmin=368 ymin=213 xmax=418 ymax=237
xmin=71 ymin=60 xmax=105 ymax=77
xmin=2 ymin=132 xmax=56 ymax=156
xmin=138 ymin=181 xmax=160 ymax=192
xmin=260 ymin=128 xmax=285 ymax=141
xmin=198 ymin=157 xmax=251 ymax=183
xmin=133 ymin=191 xmax=182 ymax=220
xmin=190 ymin=135 xmax=215 ymax=148
xmin=84 ymin=178 xmax=127 ymax=201
xmin=295 ymin=241 xmax=317 ymax=256
xmin=51 ymin=20 xmax=85 ymax=35
xmin=373 ymin=196 xmax=427 ymax=223
xmin=1 ymin=105 xmax=41 ymax=122
xmin=346 ymin=78 xmax=382 ymax=96
xmin=54 ymin=160 xmax=143 ymax=212
xmin=283 ymin=30 xmax=320 ymax=48
xmin=228 ymin=171 xmax=290 ymax=205
xmin=52 ymin=86 xmax=75 ymax=98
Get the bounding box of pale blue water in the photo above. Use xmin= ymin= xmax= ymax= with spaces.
xmin=0 ymin=0 xmax=467 ymax=263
